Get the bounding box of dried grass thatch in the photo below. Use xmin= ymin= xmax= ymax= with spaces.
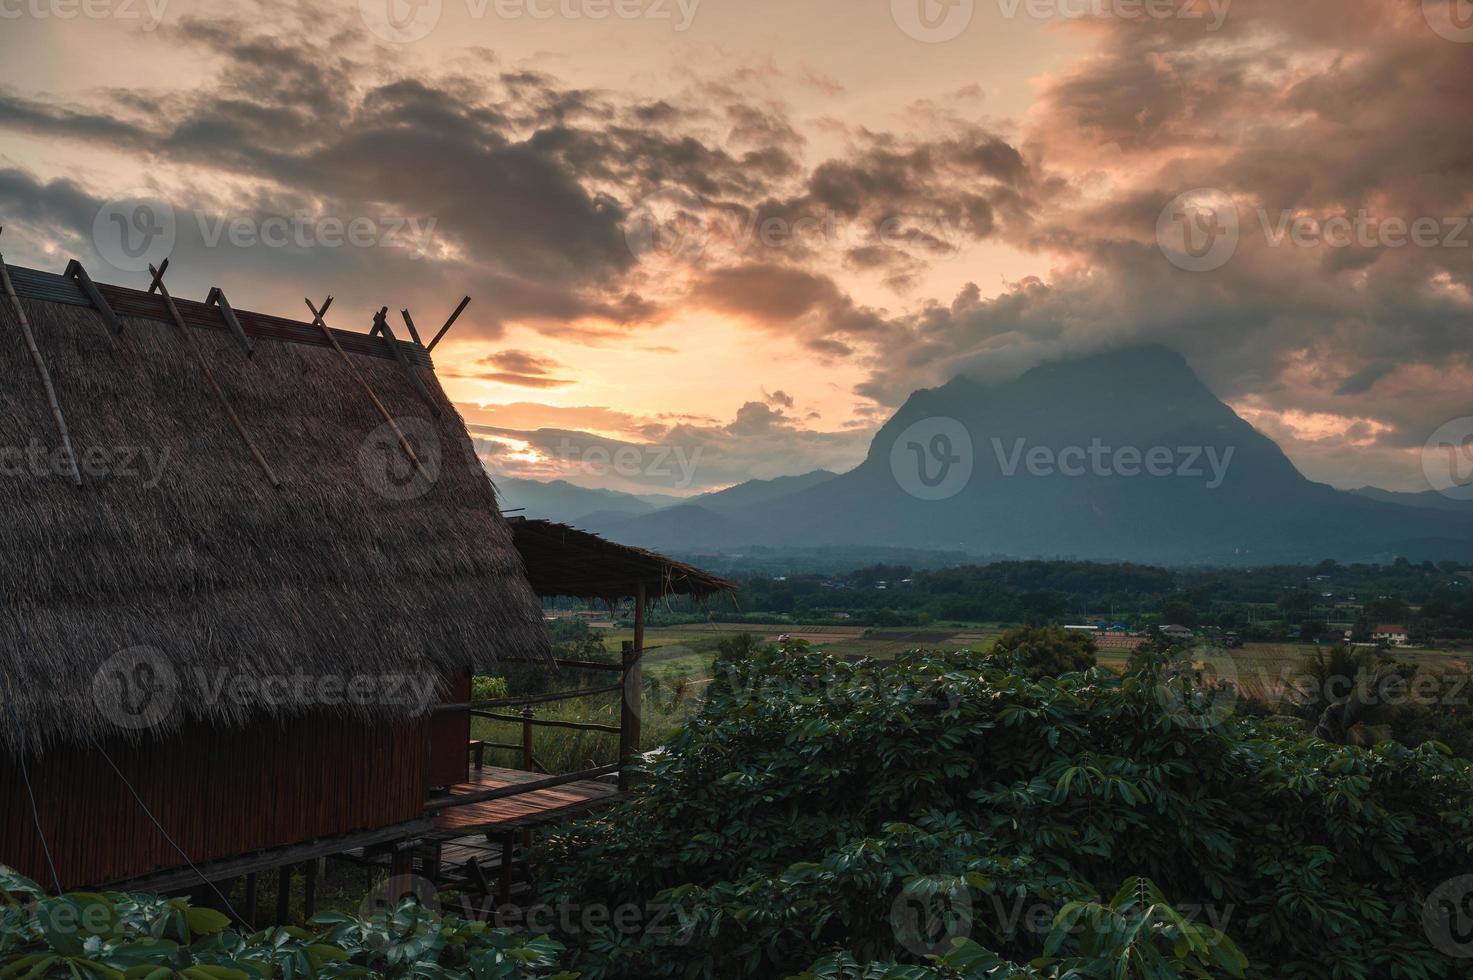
xmin=0 ymin=272 xmax=550 ymax=755
xmin=509 ymin=517 xmax=737 ymax=601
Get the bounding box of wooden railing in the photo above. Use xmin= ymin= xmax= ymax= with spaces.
xmin=432 ymin=640 xmax=644 ymax=800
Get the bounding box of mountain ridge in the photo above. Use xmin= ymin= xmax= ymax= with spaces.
xmin=496 ymin=346 xmax=1473 ymax=564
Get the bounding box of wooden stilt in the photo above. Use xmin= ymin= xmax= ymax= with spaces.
xmin=619 ymin=585 xmax=646 ymax=792
xmin=465 ymin=857 xmax=490 ymax=896
xmin=497 ymin=832 xmax=514 ymax=905
xmin=244 ymin=872 xmax=258 ymax=929
xmin=0 ymin=250 xmax=82 ymax=487
xmin=305 ymin=297 xmax=425 ymax=474
xmin=303 ymin=859 xmax=319 ymax=919
xmin=275 ymin=865 xmax=292 ymax=925
xmin=148 ymin=264 xmax=281 ymax=488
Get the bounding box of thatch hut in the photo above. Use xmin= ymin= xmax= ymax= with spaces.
xmin=0 ymin=261 xmax=550 ymax=891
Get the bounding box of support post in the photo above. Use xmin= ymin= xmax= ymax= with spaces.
xmin=520 ymin=707 xmax=537 ymax=849
xmin=243 ymin=872 xmax=258 ymax=929
xmin=497 ymin=832 xmax=514 ymax=905
xmin=520 ymin=708 xmax=536 ymax=770
xmin=619 ymin=585 xmax=645 ymax=793
xmin=275 ymin=865 xmax=292 ymax=925
xmin=303 ymin=860 xmax=319 ymax=919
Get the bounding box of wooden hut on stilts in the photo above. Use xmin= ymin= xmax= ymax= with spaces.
xmin=0 ymin=253 xmax=731 ymax=921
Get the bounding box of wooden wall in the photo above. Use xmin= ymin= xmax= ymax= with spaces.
xmin=429 ymin=670 xmax=472 ymax=789
xmin=0 ymin=713 xmax=428 ymax=890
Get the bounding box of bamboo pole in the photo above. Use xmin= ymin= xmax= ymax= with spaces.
xmin=149 ymin=264 xmax=281 ymax=488
xmin=305 ymin=297 xmax=424 ymax=475
xmin=426 ymin=296 xmax=470 ymax=352
xmin=0 ymin=252 xmax=83 ymax=487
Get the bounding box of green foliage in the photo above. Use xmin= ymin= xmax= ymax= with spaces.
xmin=990 ymin=626 xmax=1097 ymax=680
xmin=796 ymin=878 xmax=1247 ymax=979
xmin=0 ymin=868 xmax=570 ymax=978
xmin=473 ymin=675 xmax=510 ymax=702
xmin=536 ymin=645 xmax=1473 ymax=978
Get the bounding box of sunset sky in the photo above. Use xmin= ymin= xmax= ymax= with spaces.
xmin=1 ymin=0 xmax=1470 ymax=495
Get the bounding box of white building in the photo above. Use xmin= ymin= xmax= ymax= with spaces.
xmin=1372 ymin=624 xmax=1410 ymax=647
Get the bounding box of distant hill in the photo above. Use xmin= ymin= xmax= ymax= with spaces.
xmin=690 ymin=470 xmax=838 ymax=516
xmin=1349 ymin=486 xmax=1467 ymax=513
xmin=493 ymin=477 xmax=682 ymax=524
xmin=579 ymin=503 xmax=758 ymax=551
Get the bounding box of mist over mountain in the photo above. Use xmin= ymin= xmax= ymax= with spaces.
xmin=500 ymin=347 xmax=1473 ymax=565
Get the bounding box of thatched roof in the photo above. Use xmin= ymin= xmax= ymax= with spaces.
xmin=0 ymin=263 xmax=550 ymax=755
xmin=509 ymin=517 xmax=737 ymax=601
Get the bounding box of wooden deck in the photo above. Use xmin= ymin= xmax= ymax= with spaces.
xmin=426 ymin=765 xmax=623 ymax=840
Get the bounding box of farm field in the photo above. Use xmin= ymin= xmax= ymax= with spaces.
xmin=606 ymin=624 xmax=1473 ymax=718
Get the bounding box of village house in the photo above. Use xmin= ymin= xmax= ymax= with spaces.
xmin=1372 ymin=624 xmax=1410 ymax=647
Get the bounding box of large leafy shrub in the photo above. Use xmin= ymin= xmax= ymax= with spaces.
xmin=0 ymin=866 xmax=571 ymax=978
xmin=536 ymin=646 xmax=1473 ymax=978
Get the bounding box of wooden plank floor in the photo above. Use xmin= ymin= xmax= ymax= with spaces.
xmin=426 ymin=765 xmax=623 ymax=840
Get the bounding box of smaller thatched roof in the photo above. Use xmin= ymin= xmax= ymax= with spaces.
xmin=508 ymin=518 xmax=737 ymax=601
